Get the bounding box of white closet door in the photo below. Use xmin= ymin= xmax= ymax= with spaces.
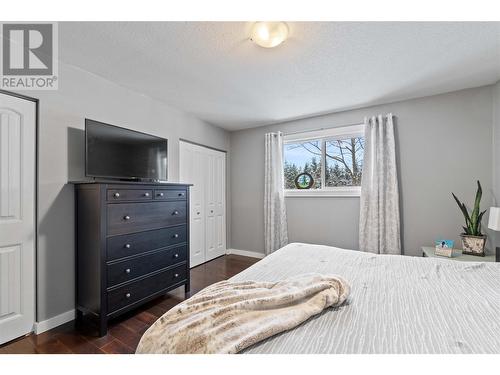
xmin=179 ymin=142 xmax=205 ymax=268
xmin=205 ymin=151 xmax=217 ymax=259
xmin=179 ymin=141 xmax=226 ymax=267
xmin=211 ymin=151 xmax=226 ymax=257
xmin=0 ymin=93 xmax=36 ymax=344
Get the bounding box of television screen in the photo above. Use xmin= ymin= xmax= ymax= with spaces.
xmin=85 ymin=119 xmax=168 ymax=181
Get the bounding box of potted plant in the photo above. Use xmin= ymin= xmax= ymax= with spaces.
xmin=452 ymin=181 xmax=487 ymax=256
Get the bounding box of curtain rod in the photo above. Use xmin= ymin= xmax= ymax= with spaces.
xmin=283 ymin=121 xmax=364 ymax=136
xmin=282 ymin=113 xmax=394 ymax=136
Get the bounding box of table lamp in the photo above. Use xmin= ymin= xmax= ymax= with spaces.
xmin=487 ymin=207 xmax=500 ymax=262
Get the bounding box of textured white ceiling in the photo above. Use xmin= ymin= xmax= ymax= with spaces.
xmin=59 ymin=22 xmax=500 ymax=130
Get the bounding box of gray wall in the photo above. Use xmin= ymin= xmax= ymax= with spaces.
xmin=230 ymin=86 xmax=494 ymax=257
xmin=492 ymin=80 xmax=500 ymax=247
xmin=20 ymin=62 xmax=230 ymax=322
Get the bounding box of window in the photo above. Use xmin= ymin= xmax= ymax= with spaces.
xmin=283 ymin=124 xmax=365 ymax=197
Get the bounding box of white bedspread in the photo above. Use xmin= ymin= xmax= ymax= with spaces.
xmin=231 ymin=243 xmax=500 ymax=354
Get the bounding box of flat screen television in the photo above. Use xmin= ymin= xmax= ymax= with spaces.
xmin=85 ymin=119 xmax=168 ymax=181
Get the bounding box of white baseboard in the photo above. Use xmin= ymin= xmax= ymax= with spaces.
xmin=226 ymin=248 xmax=265 ymax=259
xmin=34 ymin=309 xmax=75 ymax=335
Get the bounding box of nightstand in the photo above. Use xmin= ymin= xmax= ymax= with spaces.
xmin=421 ymin=246 xmax=496 ymax=262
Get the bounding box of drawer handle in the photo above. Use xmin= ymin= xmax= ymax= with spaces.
xmin=173 ymin=233 xmax=179 ymax=238
xmin=125 ymin=268 xmax=131 ymax=274
xmin=196 ymin=211 xmax=200 ymax=215
xmin=178 ymin=192 xmax=184 ymax=197
xmin=158 ymin=192 xmax=164 ymax=197
xmin=124 ymin=215 xmax=131 ymax=221
xmin=174 ymin=273 xmax=179 ymax=278
xmin=125 ymin=293 xmax=131 ymax=298
xmin=174 ymin=253 xmax=179 ymax=258
xmin=124 ymin=243 xmax=131 ymax=249
xmin=172 ymin=210 xmax=179 ymax=215
xmin=210 ymin=210 xmax=214 ymax=214
xmin=144 ymin=192 xmax=150 ymax=197
xmin=113 ymin=192 xmax=120 ymax=198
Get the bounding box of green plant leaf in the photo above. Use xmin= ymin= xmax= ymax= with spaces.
xmin=470 ymin=180 xmax=482 ymax=234
xmin=452 ymin=192 xmax=471 ymax=227
xmin=476 ymin=209 xmax=487 ymax=235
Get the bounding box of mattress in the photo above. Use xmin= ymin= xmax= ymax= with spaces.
xmin=230 ymin=243 xmax=500 ymax=354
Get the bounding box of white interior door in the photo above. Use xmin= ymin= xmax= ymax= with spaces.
xmin=206 ymin=149 xmax=226 ymax=261
xmin=179 ymin=141 xmax=206 ymax=267
xmin=0 ymin=93 xmax=36 ymax=344
xmin=205 ymin=152 xmax=216 ymax=258
xmin=179 ymin=141 xmax=226 ymax=267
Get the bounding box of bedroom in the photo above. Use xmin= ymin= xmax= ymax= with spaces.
xmin=1 ymin=0 xmax=499 ymax=373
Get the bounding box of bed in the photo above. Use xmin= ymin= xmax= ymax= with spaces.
xmin=229 ymin=243 xmax=500 ymax=354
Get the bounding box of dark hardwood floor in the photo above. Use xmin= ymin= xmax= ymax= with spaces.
xmin=0 ymin=255 xmax=259 ymax=354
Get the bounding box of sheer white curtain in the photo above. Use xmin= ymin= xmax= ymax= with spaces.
xmin=359 ymin=114 xmax=401 ymax=254
xmin=264 ymin=132 xmax=288 ymax=255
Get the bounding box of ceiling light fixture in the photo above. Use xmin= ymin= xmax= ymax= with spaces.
xmin=250 ymin=22 xmax=289 ymax=48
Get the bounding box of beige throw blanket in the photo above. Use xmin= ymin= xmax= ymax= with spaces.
xmin=136 ymin=273 xmax=350 ymax=354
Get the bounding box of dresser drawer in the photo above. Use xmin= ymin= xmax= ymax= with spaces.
xmin=107 ymin=225 xmax=187 ymax=261
xmin=107 ymin=189 xmax=153 ymax=201
xmin=107 ymin=201 xmax=187 ymax=236
xmin=107 ymin=245 xmax=187 ymax=287
xmin=107 ymin=264 xmax=187 ymax=314
xmin=154 ymin=189 xmax=187 ymax=200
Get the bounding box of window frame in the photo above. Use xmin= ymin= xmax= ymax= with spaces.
xmin=283 ymin=124 xmax=365 ymax=198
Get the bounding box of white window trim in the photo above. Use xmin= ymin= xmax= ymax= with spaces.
xmin=285 ymin=186 xmax=361 ymax=198
xmin=284 ymin=124 xmax=365 ymax=143
xmin=284 ymin=124 xmax=364 ymax=198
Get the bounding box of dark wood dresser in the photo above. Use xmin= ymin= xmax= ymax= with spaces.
xmin=74 ymin=181 xmax=191 ymax=336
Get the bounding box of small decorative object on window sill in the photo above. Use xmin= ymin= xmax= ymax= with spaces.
xmin=452 ymin=180 xmax=487 ymax=256
xmin=294 ymin=172 xmax=314 ymax=189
